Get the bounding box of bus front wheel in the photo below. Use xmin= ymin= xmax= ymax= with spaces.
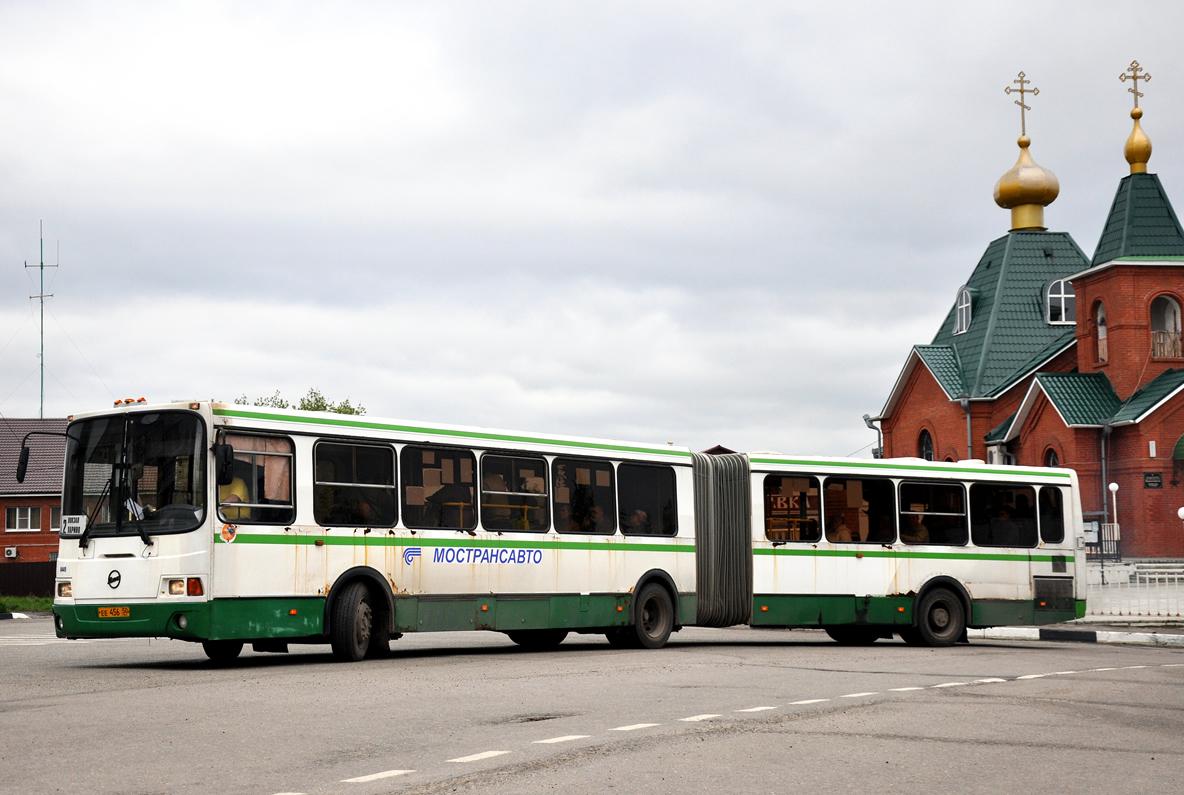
xmin=202 ymin=640 xmax=243 ymax=663
xmin=331 ymin=581 xmax=373 ymax=662
xmin=915 ymin=588 xmax=965 ymax=647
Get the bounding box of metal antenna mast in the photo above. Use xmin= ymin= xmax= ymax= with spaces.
xmin=25 ymin=221 xmax=58 ymax=418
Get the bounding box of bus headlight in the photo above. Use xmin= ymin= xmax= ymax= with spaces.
xmin=57 ymin=582 xmax=72 ymax=598
xmin=168 ymin=579 xmax=185 ymax=595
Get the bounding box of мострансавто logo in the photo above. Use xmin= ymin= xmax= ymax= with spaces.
xmin=402 ymin=547 xmax=421 ymax=565
xmin=401 ymin=546 xmax=543 ymax=565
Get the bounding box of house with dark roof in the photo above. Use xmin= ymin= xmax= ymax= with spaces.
xmin=872 ymin=78 xmax=1184 ymax=559
xmin=1 ymin=418 xmax=67 ymax=565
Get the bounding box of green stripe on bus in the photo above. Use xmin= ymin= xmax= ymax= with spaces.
xmin=216 ymin=532 xmax=695 ymax=554
xmin=748 ymin=457 xmax=1072 ymax=479
xmin=212 ymin=408 xmax=694 ymax=458
xmin=753 ymin=547 xmax=1069 ymax=563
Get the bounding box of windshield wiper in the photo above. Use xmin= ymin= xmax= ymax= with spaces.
xmin=78 ymin=478 xmax=112 ymax=550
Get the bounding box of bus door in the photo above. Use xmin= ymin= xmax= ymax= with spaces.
xmin=817 ymin=476 xmax=899 ymax=615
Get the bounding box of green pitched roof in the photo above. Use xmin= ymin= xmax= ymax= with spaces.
xmin=914 ymin=345 xmax=965 ymax=397
xmin=1111 ymin=368 xmax=1184 ymax=424
xmin=1035 ymin=372 xmax=1121 ymax=426
xmin=985 ymin=412 xmax=1016 ymax=442
xmin=1092 ymin=173 xmax=1184 ymax=266
xmin=929 ymin=231 xmax=1088 ymax=399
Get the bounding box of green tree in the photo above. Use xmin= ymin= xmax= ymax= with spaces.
xmin=233 ymin=388 xmax=365 ymax=415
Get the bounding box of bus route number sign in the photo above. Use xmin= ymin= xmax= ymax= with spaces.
xmin=60 ymin=515 xmax=87 ymax=537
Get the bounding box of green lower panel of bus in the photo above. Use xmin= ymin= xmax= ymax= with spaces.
xmin=394 ymin=592 xmax=636 ymax=633
xmin=751 ymin=595 xmax=1082 ymax=628
xmin=54 ymin=598 xmax=325 ymax=641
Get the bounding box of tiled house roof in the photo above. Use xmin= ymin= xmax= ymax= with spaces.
xmin=0 ymin=418 xmax=68 ymax=495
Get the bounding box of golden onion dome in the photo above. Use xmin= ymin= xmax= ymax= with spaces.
xmin=1125 ymin=106 xmax=1152 ymax=173
xmin=993 ymin=135 xmax=1059 ymax=231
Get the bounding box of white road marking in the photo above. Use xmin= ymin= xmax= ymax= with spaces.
xmin=1123 ymin=665 xmax=1147 ymax=669
xmin=973 ymin=678 xmax=1008 ymax=684
xmin=1163 ymin=664 xmax=1184 ymax=667
xmin=533 ymin=735 xmax=589 ymax=744
xmin=1092 ymin=667 xmax=1117 ymax=671
xmin=790 ymin=699 xmax=829 ymax=705
xmin=448 ymin=751 xmax=510 ymax=763
xmin=341 ymin=770 xmax=414 ymax=783
xmin=679 ymin=714 xmax=720 ymax=722
xmin=1016 ymin=674 xmax=1046 ymax=679
xmin=610 ymin=723 xmax=659 ymax=731
xmin=931 ymin=682 xmax=968 ymax=688
xmin=840 ymin=692 xmax=878 ymax=698
xmin=271 ymin=791 xmax=308 ymax=794
xmin=735 ymin=706 xmax=777 ymax=712
xmin=888 ymin=687 xmax=924 ymax=692
xmin=1053 ymin=671 xmax=1079 ymax=675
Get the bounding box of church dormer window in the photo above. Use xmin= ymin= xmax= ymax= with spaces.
xmin=1151 ymin=294 xmax=1183 ymax=358
xmin=918 ymin=430 xmax=934 ymax=461
xmin=1047 ymin=279 xmax=1075 ymax=324
xmin=954 ymin=288 xmax=973 ymax=334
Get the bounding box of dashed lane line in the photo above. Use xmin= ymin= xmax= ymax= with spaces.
xmin=679 ymin=714 xmax=721 ymax=722
xmin=840 ymin=692 xmax=879 ymax=698
xmin=449 ymin=751 xmax=510 ymax=763
xmin=790 ymin=699 xmax=830 ymax=704
xmin=931 ymin=682 xmax=968 ymax=688
xmin=610 ymin=723 xmax=660 ymax=731
xmin=341 ymin=770 xmax=415 ymax=783
xmin=889 ymin=687 xmax=925 ymax=691
xmin=1016 ymin=674 xmax=1046 ymax=679
xmin=735 ymin=706 xmax=777 ymax=712
xmin=973 ymin=678 xmax=1008 ymax=684
xmin=533 ymin=735 xmax=589 ymax=744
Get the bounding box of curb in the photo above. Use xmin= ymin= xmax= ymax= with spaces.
xmin=968 ymin=626 xmax=1184 ymax=647
xmin=0 ymin=612 xmax=31 ymax=620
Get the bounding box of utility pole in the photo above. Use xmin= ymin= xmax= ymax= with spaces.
xmin=25 ymin=221 xmax=58 ymax=418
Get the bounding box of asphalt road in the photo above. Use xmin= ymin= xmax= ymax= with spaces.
xmin=1 ymin=619 xmax=1181 ymax=794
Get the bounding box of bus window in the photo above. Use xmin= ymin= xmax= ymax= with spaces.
xmin=219 ymin=434 xmax=294 ymax=525
xmin=763 ymin=474 xmax=821 ymax=541
xmin=618 ymin=463 xmax=677 ymax=536
xmin=899 ymin=482 xmax=967 ymax=545
xmin=481 ymin=454 xmax=549 ymax=532
xmin=1039 ymin=487 xmax=1065 ymax=544
xmin=552 ymin=457 xmax=615 ymax=535
xmin=969 ymin=483 xmax=1037 ymax=547
xmin=314 ymin=442 xmax=396 ymax=527
xmin=823 ymin=477 xmax=895 ymax=543
xmin=401 ymin=446 xmax=476 ymax=530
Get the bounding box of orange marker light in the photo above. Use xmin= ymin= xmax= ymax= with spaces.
xmin=186 ymin=578 xmax=203 ymax=597
xmin=289 ymin=609 xmax=298 ymax=615
xmin=617 ymin=606 xmax=623 ymax=611
xmin=898 ymin=607 xmax=905 ymax=612
xmin=481 ymin=605 xmax=488 ymax=611
xmin=315 ymin=539 xmax=324 ymax=546
xmin=761 ymin=605 xmax=768 ymax=611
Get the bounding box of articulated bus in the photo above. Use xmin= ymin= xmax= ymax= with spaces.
xmin=34 ymin=401 xmax=1086 ymax=662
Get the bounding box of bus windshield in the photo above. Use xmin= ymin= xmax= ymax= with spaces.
xmin=63 ymin=412 xmax=207 ymax=538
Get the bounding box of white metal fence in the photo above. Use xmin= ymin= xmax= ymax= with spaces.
xmin=1086 ymin=561 xmax=1184 ymax=618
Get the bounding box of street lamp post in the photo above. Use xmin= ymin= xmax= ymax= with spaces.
xmin=1109 ymin=482 xmax=1119 ymax=525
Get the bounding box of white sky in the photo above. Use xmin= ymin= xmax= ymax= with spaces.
xmin=1 ymin=1 xmax=1181 ymax=455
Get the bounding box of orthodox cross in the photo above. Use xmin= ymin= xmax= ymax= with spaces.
xmin=1120 ymin=60 xmax=1150 ymax=108
xmin=1004 ymin=72 xmax=1038 ymax=136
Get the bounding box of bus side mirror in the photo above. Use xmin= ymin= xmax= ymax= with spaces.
xmin=213 ymin=444 xmax=235 ymax=486
xmin=15 ymin=447 xmax=29 ymax=483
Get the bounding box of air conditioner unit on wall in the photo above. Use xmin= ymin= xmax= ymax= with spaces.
xmin=4 ymin=547 xmax=17 ymax=559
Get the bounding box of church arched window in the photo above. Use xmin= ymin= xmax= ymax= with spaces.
xmin=1047 ymin=279 xmax=1075 ymax=324
xmin=1095 ymin=302 xmax=1108 ymax=363
xmin=1044 ymin=448 xmax=1060 ymax=468
xmin=918 ymin=430 xmax=934 ymax=461
xmin=954 ymin=288 xmax=972 ymax=334
xmin=1151 ymin=295 xmax=1183 ymax=358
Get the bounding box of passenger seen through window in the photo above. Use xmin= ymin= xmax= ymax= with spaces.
xmin=552 ymin=458 xmax=615 ymax=534
xmin=823 ymin=477 xmax=895 ymax=543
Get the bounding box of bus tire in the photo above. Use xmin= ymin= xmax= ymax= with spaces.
xmin=915 ymin=588 xmax=965 ymax=647
xmin=604 ymin=629 xmax=633 ymax=648
xmin=202 ymin=640 xmax=243 ymax=662
xmin=897 ymin=627 xmax=925 ymax=646
xmin=331 ymin=581 xmax=373 ymax=662
xmin=825 ymin=626 xmax=881 ymax=646
xmin=506 ymin=629 xmax=569 ymax=649
xmin=631 ymin=583 xmax=675 ymax=649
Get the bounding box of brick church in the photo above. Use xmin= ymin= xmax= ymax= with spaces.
xmin=872 ymin=65 xmax=1184 ymax=559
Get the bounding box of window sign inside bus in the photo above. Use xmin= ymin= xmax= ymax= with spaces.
xmin=314 ymin=442 xmax=396 ymax=527
xmin=481 ymin=454 xmax=548 ymax=533
xmin=402 ymin=446 xmax=476 ymax=530
xmin=898 ymin=482 xmax=967 ymax=545
xmin=823 ymin=477 xmax=895 ymax=543
xmin=764 ymin=474 xmax=821 ymax=541
xmin=552 ymin=458 xmax=615 ymax=535
xmin=969 ymin=483 xmax=1037 ymax=547
xmin=218 ymin=434 xmax=294 ymax=524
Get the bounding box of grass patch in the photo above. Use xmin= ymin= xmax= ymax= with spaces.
xmin=0 ymin=596 xmax=54 ymax=613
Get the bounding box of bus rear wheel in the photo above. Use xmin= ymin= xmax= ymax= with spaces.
xmin=202 ymin=640 xmax=243 ymax=662
xmin=331 ymin=581 xmax=373 ymax=662
xmin=630 ymin=583 xmax=675 ymax=649
xmin=506 ymin=629 xmax=569 ymax=649
xmin=825 ymin=627 xmax=881 ymax=646
xmin=915 ymin=588 xmax=965 ymax=647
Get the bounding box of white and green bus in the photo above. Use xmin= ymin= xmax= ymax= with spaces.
xmin=33 ymin=401 xmax=1085 ymax=661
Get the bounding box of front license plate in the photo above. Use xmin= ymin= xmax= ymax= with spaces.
xmin=97 ymin=607 xmax=130 ymax=619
